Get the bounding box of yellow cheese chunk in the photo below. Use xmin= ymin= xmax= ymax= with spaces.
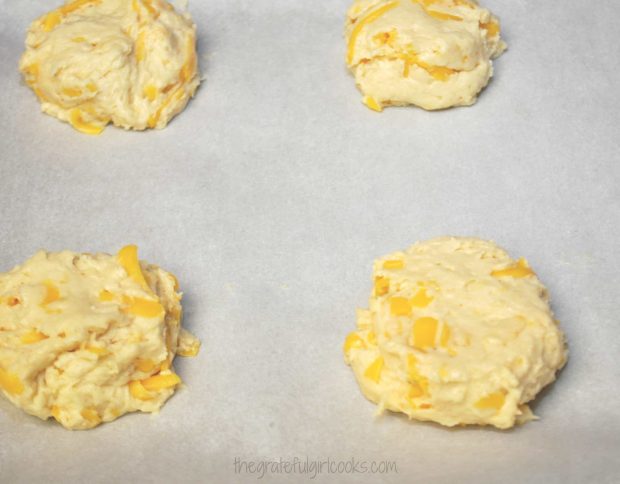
xmin=69 ymin=109 xmax=105 ymax=135
xmin=122 ymin=296 xmax=164 ymax=318
xmin=129 ymin=380 xmax=154 ymax=400
xmin=135 ymin=31 xmax=147 ymax=62
xmin=117 ymin=245 xmax=149 ymax=290
xmin=413 ymin=317 xmax=438 ymax=350
xmin=374 ymin=276 xmax=390 ymax=296
xmin=80 ymin=407 xmax=102 ymax=425
xmin=383 ymin=259 xmax=404 ymax=270
xmin=41 ymin=280 xmax=61 ymax=306
xmin=85 ymin=345 xmax=110 ymax=356
xmin=60 ymin=0 xmax=102 ymax=16
xmin=363 ymin=95 xmax=383 ymax=112
xmin=141 ymin=372 xmax=181 ymax=391
xmin=141 ymin=0 xmax=159 ymax=17
xmin=98 ymin=289 xmax=115 ymax=302
xmin=390 ymin=297 xmax=411 ymax=316
xmin=42 ymin=12 xmax=62 ymax=32
xmin=20 ymin=330 xmax=49 ymax=345
xmin=0 ymin=368 xmax=25 ymax=395
xmin=62 ymin=87 xmax=83 ymax=97
xmin=491 ymin=258 xmax=535 ymax=278
xmin=410 ymin=288 xmax=433 ymax=308
xmin=143 ymin=84 xmax=158 ymax=101
xmin=364 ymin=356 xmax=384 ymax=383
xmin=475 ymin=390 xmax=506 ymax=411
xmin=481 ymin=20 xmax=500 ymax=37
xmin=427 ymin=10 xmax=462 ymax=21
xmin=344 ymin=332 xmax=366 ymax=355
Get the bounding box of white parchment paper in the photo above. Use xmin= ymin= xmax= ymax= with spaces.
xmin=0 ymin=0 xmax=619 ymax=482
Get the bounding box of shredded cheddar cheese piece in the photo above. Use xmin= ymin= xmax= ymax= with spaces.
xmin=20 ymin=330 xmax=49 ymax=345
xmin=413 ymin=317 xmax=439 ymax=350
xmin=41 ymin=280 xmax=61 ymax=306
xmin=363 ymin=95 xmax=383 ymax=112
xmin=69 ymin=108 xmax=105 ymax=135
xmin=141 ymin=372 xmax=181 ymax=391
xmin=383 ymin=259 xmax=404 ymax=270
xmin=98 ymin=289 xmax=115 ymax=302
xmin=491 ymin=258 xmax=535 ymax=278
xmin=42 ymin=12 xmax=62 ymax=32
xmin=344 ymin=332 xmax=366 ymax=355
xmin=426 ymin=10 xmax=462 ymax=21
xmin=129 ymin=380 xmax=154 ymax=400
xmin=410 ymin=288 xmax=432 ymax=308
xmin=347 ymin=1 xmax=400 ymax=65
xmin=481 ymin=20 xmax=500 ymax=37
xmin=143 ymin=84 xmax=158 ymax=101
xmin=475 ymin=390 xmax=507 ymax=411
xmin=85 ymin=345 xmax=110 ymax=356
xmin=390 ymin=297 xmax=412 ymax=316
xmin=122 ymin=296 xmax=164 ymax=318
xmin=62 ymin=87 xmax=83 ymax=97
xmin=80 ymin=407 xmax=102 ymax=425
xmin=0 ymin=368 xmax=24 ymax=395
xmin=374 ymin=276 xmax=390 ymax=296
xmin=364 ymin=356 xmax=384 ymax=383
xmin=117 ymin=245 xmax=149 ymax=290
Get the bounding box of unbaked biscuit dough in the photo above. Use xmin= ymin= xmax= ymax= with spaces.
xmin=0 ymin=245 xmax=200 ymax=430
xmin=344 ymin=237 xmax=567 ymax=429
xmin=19 ymin=0 xmax=200 ymax=134
xmin=345 ymin=0 xmax=506 ymax=111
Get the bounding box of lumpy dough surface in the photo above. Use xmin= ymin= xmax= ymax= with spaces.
xmin=0 ymin=245 xmax=200 ymax=430
xmin=344 ymin=237 xmax=567 ymax=429
xmin=345 ymin=0 xmax=506 ymax=111
xmin=19 ymin=0 xmax=200 ymax=134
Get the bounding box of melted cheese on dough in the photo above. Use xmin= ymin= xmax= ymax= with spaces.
xmin=345 ymin=0 xmax=507 ymax=111
xmin=0 ymin=245 xmax=200 ymax=429
xmin=344 ymin=237 xmax=567 ymax=429
xmin=19 ymin=0 xmax=200 ymax=134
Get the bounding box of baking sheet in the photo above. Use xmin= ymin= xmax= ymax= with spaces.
xmin=1 ymin=0 xmax=619 ymax=482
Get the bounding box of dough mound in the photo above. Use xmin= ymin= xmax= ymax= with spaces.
xmin=344 ymin=237 xmax=567 ymax=429
xmin=345 ymin=0 xmax=506 ymax=111
xmin=0 ymin=245 xmax=200 ymax=430
xmin=19 ymin=0 xmax=200 ymax=134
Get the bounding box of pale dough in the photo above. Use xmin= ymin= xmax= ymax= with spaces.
xmin=345 ymin=0 xmax=506 ymax=111
xmin=344 ymin=237 xmax=567 ymax=429
xmin=19 ymin=0 xmax=200 ymax=134
xmin=0 ymin=245 xmax=200 ymax=430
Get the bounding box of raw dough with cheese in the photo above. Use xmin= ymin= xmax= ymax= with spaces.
xmin=19 ymin=0 xmax=200 ymax=134
xmin=0 ymin=245 xmax=200 ymax=430
xmin=345 ymin=0 xmax=506 ymax=111
xmin=344 ymin=237 xmax=567 ymax=429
